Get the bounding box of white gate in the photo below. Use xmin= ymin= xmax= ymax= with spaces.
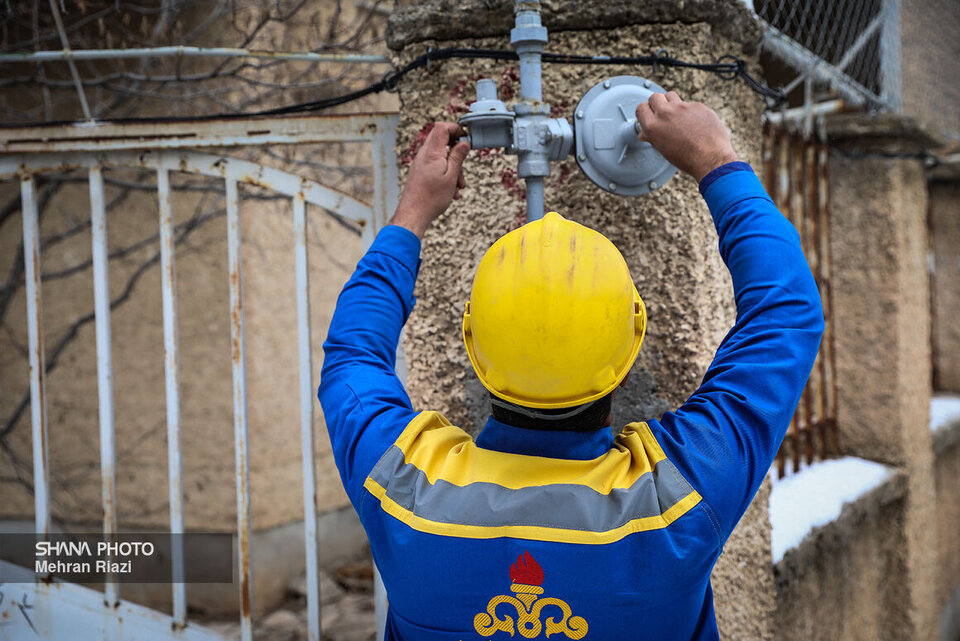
xmin=0 ymin=113 xmax=398 ymax=641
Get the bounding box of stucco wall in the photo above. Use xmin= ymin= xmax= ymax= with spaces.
xmin=933 ymin=419 xmax=960 ymax=630
xmin=774 ymin=473 xmax=911 ymax=641
xmin=825 ymin=116 xmax=936 ymax=640
xmin=930 ymin=180 xmax=960 ymax=392
xmin=900 ymin=0 xmax=960 ymax=140
xmin=389 ymin=4 xmax=774 ymax=638
xmin=828 ymin=144 xmax=931 ymax=466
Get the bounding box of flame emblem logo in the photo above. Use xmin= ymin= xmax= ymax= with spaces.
xmin=473 ymin=552 xmax=588 ymax=639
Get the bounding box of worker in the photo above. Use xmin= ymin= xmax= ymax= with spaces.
xmin=319 ymin=92 xmax=824 ymax=640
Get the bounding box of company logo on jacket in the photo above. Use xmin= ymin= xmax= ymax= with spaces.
xmin=473 ymin=552 xmax=588 ymax=639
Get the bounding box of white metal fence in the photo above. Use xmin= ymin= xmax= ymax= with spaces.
xmin=0 ymin=113 xmax=398 ymax=641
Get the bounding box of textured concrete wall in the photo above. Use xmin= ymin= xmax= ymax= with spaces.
xmin=933 ymin=419 xmax=960 ymax=634
xmin=930 ymin=180 xmax=960 ymax=392
xmin=774 ymin=473 xmax=911 ymax=641
xmin=389 ymin=3 xmax=774 ymax=639
xmin=900 ymin=0 xmax=960 ymax=140
xmin=826 ymin=116 xmax=936 ymax=640
xmin=828 ymin=123 xmax=931 ymax=467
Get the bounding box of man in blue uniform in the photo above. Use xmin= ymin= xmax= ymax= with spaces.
xmin=319 ymin=92 xmax=823 ymax=640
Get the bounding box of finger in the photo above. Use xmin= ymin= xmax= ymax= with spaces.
xmin=457 ymin=170 xmax=466 ymax=190
xmin=447 ymin=141 xmax=471 ymax=172
xmin=433 ymin=122 xmax=466 ymax=148
xmin=647 ymin=92 xmax=667 ymax=113
xmin=635 ymin=101 xmax=654 ymax=133
xmin=423 ymin=122 xmax=459 ymax=156
xmin=665 ymin=91 xmax=682 ymax=103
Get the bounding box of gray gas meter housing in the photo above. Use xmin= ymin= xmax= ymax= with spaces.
xmin=574 ymin=76 xmax=678 ymax=196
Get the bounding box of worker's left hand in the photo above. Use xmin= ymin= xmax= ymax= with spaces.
xmin=390 ymin=122 xmax=470 ymax=239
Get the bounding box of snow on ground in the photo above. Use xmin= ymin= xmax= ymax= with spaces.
xmin=769 ymin=457 xmax=893 ymax=563
xmin=931 ymin=395 xmax=960 ymax=432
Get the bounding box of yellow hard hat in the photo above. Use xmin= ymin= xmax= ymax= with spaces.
xmin=462 ymin=211 xmax=646 ymax=409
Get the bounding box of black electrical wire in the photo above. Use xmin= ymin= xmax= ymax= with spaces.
xmin=1 ymin=46 xmax=785 ymax=126
xmin=254 ymin=47 xmax=786 ymax=117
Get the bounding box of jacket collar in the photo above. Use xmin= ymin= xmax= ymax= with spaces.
xmin=475 ymin=416 xmax=615 ymax=461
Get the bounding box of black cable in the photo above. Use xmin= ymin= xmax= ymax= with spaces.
xmin=1 ymin=46 xmax=786 ymax=126
xmin=256 ymin=47 xmax=786 ymax=117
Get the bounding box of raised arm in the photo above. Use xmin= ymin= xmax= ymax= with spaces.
xmin=318 ymin=123 xmax=469 ymax=498
xmin=636 ymin=94 xmax=825 ymax=541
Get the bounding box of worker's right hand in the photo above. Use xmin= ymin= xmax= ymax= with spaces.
xmin=635 ymin=92 xmax=738 ymax=183
xmin=390 ymin=122 xmax=470 ymax=239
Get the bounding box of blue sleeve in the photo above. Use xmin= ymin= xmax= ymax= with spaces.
xmin=318 ymin=225 xmax=421 ymax=502
xmin=651 ymin=164 xmax=824 ymax=543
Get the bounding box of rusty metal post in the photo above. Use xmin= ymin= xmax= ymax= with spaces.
xmin=225 ymin=170 xmax=254 ymax=641
xmin=784 ymin=129 xmax=802 ymax=473
xmin=157 ymin=159 xmax=188 ymax=627
xmin=818 ymin=136 xmax=840 ymax=454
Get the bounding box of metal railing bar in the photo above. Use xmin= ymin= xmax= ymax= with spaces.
xmin=0 ymin=113 xmax=399 ymax=154
xmin=0 ymin=46 xmax=390 ymax=65
xmin=90 ymin=164 xmax=119 ymax=607
xmin=157 ymin=159 xmax=187 ymax=628
xmin=46 ymin=0 xmax=92 ymax=121
xmin=226 ymin=170 xmax=254 ymax=641
xmin=835 ymin=14 xmax=882 ymax=73
xmin=363 ymin=115 xmax=399 ymax=246
xmin=293 ymin=192 xmax=322 ymax=641
xmin=0 ymin=151 xmax=374 ymax=226
xmin=21 ymin=174 xmax=52 ymax=544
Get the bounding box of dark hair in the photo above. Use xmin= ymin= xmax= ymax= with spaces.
xmin=490 ymin=393 xmax=613 ymax=432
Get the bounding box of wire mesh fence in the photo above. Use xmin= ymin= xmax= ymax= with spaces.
xmin=755 ymin=0 xmax=900 ymax=110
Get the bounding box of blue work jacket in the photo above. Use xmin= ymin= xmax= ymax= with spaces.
xmin=318 ymin=164 xmax=824 ymax=640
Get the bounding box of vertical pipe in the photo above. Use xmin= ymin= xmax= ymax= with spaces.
xmin=90 ymin=165 xmax=119 ymax=607
xmin=512 ymin=1 xmax=548 ymax=221
xmin=226 ymin=172 xmax=254 ymax=641
xmin=293 ymin=193 xmax=322 ymax=641
xmin=21 ymin=175 xmax=51 ymax=543
xmin=157 ymin=161 xmax=187 ymax=627
xmin=524 ymin=178 xmax=545 ymax=222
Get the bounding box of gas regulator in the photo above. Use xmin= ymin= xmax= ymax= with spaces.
xmin=459 ymin=74 xmax=677 ymax=199
xmin=457 ymin=2 xmax=677 ymax=221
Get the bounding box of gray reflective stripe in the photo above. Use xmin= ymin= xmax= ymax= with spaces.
xmin=367 ymin=445 xmax=695 ymax=533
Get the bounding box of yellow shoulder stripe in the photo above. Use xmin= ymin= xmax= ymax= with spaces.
xmin=392 ymin=411 xmax=667 ymax=494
